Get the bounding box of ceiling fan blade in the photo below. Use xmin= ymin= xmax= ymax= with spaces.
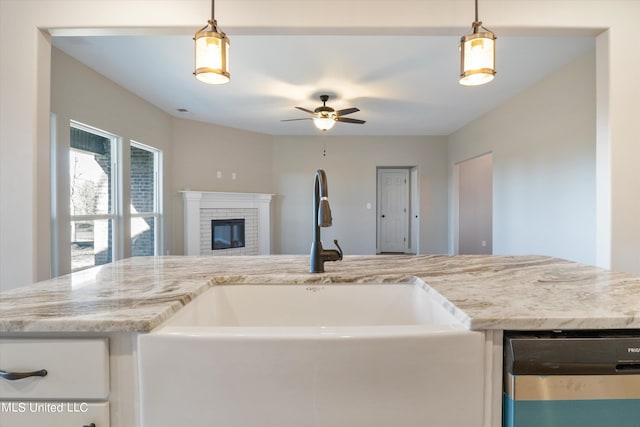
xmin=295 ymin=107 xmax=314 ymax=114
xmin=281 ymin=118 xmax=312 ymax=122
xmin=336 ymin=117 xmax=366 ymax=124
xmin=335 ymin=107 xmax=360 ymax=116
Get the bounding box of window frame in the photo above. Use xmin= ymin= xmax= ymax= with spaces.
xmin=68 ymin=120 xmax=122 ymax=271
xmin=129 ymin=140 xmax=163 ymax=256
xmin=53 ymin=120 xmax=164 ymax=276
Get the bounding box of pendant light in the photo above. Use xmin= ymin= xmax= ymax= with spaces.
xmin=194 ymin=0 xmax=230 ymax=85
xmin=459 ymin=0 xmax=496 ymax=86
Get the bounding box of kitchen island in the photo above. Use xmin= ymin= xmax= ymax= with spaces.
xmin=1 ymin=255 xmax=639 ymax=427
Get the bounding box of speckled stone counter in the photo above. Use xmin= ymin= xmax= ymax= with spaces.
xmin=1 ymin=255 xmax=639 ymax=332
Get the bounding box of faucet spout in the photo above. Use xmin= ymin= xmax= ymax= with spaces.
xmin=310 ymin=170 xmax=343 ymax=273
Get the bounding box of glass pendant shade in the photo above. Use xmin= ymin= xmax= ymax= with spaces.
xmin=194 ymin=22 xmax=230 ymax=85
xmin=459 ymin=30 xmax=495 ymax=86
xmin=313 ymin=114 xmax=336 ymax=131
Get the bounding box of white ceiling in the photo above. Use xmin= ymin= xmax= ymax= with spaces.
xmin=53 ymin=33 xmax=594 ymax=136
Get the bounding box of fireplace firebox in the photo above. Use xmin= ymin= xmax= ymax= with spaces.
xmin=212 ymin=219 xmax=245 ymax=250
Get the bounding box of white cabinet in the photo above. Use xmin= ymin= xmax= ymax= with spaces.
xmin=0 ymin=338 xmax=110 ymax=427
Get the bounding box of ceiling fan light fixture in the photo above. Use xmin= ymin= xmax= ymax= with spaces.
xmin=313 ymin=113 xmax=336 ymax=131
xmin=194 ymin=0 xmax=230 ymax=85
xmin=282 ymin=95 xmax=364 ymax=131
xmin=459 ymin=0 xmax=496 ymax=86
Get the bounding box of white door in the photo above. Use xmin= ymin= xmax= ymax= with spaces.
xmin=378 ymin=169 xmax=409 ymax=253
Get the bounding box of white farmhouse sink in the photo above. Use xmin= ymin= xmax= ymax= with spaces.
xmin=163 ymin=283 xmax=463 ymax=328
xmin=139 ymin=283 xmax=485 ymax=427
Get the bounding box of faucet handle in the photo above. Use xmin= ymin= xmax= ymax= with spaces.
xmin=333 ymin=240 xmax=343 ymax=261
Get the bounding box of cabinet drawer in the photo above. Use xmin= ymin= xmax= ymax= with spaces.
xmin=0 ymin=338 xmax=109 ymax=400
xmin=0 ymin=400 xmax=109 ymax=427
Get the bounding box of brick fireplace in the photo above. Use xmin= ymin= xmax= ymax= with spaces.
xmin=181 ymin=191 xmax=273 ymax=256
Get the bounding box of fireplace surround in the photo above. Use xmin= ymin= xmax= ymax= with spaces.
xmin=181 ymin=191 xmax=273 ymax=256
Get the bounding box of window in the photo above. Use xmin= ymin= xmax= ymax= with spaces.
xmin=69 ymin=123 xmax=119 ymax=272
xmin=60 ymin=121 xmax=163 ymax=275
xmin=130 ymin=141 xmax=162 ymax=256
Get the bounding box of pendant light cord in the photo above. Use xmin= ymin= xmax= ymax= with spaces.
xmin=472 ymin=0 xmax=485 ymax=33
xmin=211 ymin=0 xmax=215 ymax=21
xmin=475 ymin=0 xmax=479 ymax=23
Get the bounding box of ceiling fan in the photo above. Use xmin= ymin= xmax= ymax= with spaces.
xmin=281 ymin=95 xmax=366 ymax=131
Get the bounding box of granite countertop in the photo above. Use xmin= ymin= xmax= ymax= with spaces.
xmin=0 ymin=255 xmax=639 ymax=333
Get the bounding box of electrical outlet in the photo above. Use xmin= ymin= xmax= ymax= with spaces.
xmin=217 ymin=171 xmax=222 ymax=179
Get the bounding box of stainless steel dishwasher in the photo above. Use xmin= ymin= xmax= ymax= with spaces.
xmin=503 ymin=330 xmax=640 ymax=427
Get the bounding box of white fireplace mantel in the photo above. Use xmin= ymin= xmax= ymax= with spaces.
xmin=181 ymin=191 xmax=274 ymax=256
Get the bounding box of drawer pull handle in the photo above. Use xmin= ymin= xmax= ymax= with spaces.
xmin=0 ymin=369 xmax=48 ymax=380
xmin=83 ymin=424 xmax=96 ymax=427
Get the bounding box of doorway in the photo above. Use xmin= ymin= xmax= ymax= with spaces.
xmin=377 ymin=167 xmax=418 ymax=254
xmin=456 ymin=153 xmax=493 ymax=254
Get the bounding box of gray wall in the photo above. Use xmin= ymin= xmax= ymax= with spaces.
xmin=448 ymin=50 xmax=597 ymax=265
xmin=271 ymin=136 xmax=449 ymax=255
xmin=457 ymin=153 xmax=493 ymax=255
xmin=169 ymin=127 xmax=449 ymax=256
xmin=170 ymin=118 xmax=275 ymax=255
xmin=51 ymin=48 xmax=173 ymax=275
